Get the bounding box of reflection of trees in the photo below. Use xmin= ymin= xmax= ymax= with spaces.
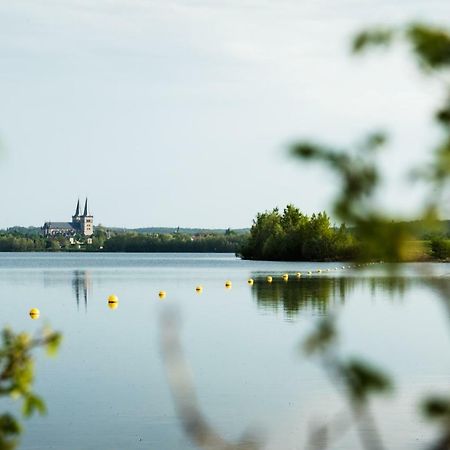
xmin=72 ymin=271 xmax=91 ymax=312
xmin=251 ymin=275 xmax=419 ymax=318
xmin=251 ymin=277 xmax=350 ymax=318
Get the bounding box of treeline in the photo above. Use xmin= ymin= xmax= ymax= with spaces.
xmin=239 ymin=205 xmax=356 ymax=261
xmin=121 ymin=227 xmax=249 ymax=235
xmin=0 ymin=235 xmax=49 ymax=251
xmin=0 ymin=229 xmax=247 ymax=253
xmin=0 ymin=229 xmax=107 ymax=252
xmin=0 ymin=234 xmax=97 ymax=251
xmin=103 ymin=232 xmax=247 ymax=253
xmin=1 ymin=218 xmax=448 ymax=259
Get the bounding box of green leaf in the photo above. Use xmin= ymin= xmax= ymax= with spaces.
xmin=303 ymin=318 xmax=336 ymax=355
xmin=422 ymin=397 xmax=450 ymax=421
xmin=22 ymin=394 xmax=47 ymax=418
xmin=341 ymin=359 xmax=392 ymax=403
xmin=45 ymin=332 xmax=62 ymax=357
xmin=352 ymin=28 xmax=394 ymax=53
xmin=407 ymin=23 xmax=450 ymax=70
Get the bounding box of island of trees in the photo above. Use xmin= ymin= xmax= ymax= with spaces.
xmin=239 ymin=205 xmax=356 ymax=261
xmin=239 ymin=205 xmax=450 ymax=261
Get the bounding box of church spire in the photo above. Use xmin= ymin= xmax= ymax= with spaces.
xmin=83 ymin=198 xmax=88 ymax=216
xmin=74 ymin=199 xmax=80 ymax=217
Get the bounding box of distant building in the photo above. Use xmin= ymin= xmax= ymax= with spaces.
xmin=43 ymin=199 xmax=94 ymax=237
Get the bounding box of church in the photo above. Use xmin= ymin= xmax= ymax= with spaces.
xmin=42 ymin=199 xmax=94 ymax=237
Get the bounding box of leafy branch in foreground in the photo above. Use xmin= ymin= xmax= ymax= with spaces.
xmin=160 ymin=20 xmax=450 ymax=450
xmin=0 ymin=327 xmax=61 ymax=450
xmin=292 ymin=22 xmax=450 ymax=262
xmin=291 ymin=134 xmax=417 ymax=262
xmin=159 ymin=309 xmax=260 ymax=450
xmin=293 ymin=20 xmax=450 ymax=450
xmin=352 ymin=23 xmax=450 ymax=204
xmin=303 ymin=317 xmax=392 ymax=450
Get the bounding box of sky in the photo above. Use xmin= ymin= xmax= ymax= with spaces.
xmin=0 ymin=0 xmax=449 ymax=228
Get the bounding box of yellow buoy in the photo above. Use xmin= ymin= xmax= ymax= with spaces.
xmin=282 ymin=273 xmax=289 ymax=281
xmin=195 ymin=285 xmax=203 ymax=293
xmin=247 ymin=278 xmax=254 ymax=285
xmin=317 ymin=269 xmax=322 ymax=273
xmin=308 ymin=271 xmax=312 ymax=275
xmin=108 ymin=302 xmax=118 ymax=310
xmin=296 ymin=272 xmax=302 ymax=278
xmin=225 ymin=280 xmax=232 ymax=289
xmin=158 ymin=291 xmax=166 ymax=299
xmin=108 ymin=294 xmax=119 ymax=303
xmin=266 ymin=276 xmax=273 ymax=283
xmin=29 ymin=308 xmax=40 ymax=320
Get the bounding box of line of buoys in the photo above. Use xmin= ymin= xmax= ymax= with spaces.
xmin=100 ymin=263 xmax=379 ymax=311
xmin=32 ymin=262 xmax=381 ymax=317
xmin=29 ymin=308 xmax=40 ymax=320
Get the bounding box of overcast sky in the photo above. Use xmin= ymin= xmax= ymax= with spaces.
xmin=0 ymin=0 xmax=448 ymax=228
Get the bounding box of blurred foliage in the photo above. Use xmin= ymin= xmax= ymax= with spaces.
xmin=292 ymin=22 xmax=450 ymax=263
xmin=0 ymin=327 xmax=61 ymax=450
xmin=291 ymin=20 xmax=450 ymax=450
xmin=304 ymin=318 xmax=393 ymax=405
xmin=303 ymin=314 xmax=392 ymax=450
xmin=160 ymin=21 xmax=449 ymax=450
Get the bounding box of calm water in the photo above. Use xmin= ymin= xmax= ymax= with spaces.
xmin=0 ymin=253 xmax=449 ymax=450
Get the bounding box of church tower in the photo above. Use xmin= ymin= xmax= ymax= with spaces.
xmin=79 ymin=198 xmax=94 ymax=236
xmin=72 ymin=199 xmax=81 ymax=226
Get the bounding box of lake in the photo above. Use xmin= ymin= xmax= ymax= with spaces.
xmin=0 ymin=253 xmax=449 ymax=450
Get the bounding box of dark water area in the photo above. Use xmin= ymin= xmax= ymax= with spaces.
xmin=0 ymin=253 xmax=448 ymax=450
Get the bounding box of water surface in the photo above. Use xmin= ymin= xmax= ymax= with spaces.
xmin=0 ymin=253 xmax=448 ymax=450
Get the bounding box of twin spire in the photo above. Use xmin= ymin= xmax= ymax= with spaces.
xmin=74 ymin=198 xmax=90 ymax=217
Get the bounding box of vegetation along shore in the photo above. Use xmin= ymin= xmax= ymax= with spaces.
xmin=0 ymin=205 xmax=448 ymax=261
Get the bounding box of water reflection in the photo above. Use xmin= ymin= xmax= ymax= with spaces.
xmin=72 ymin=271 xmax=92 ymax=312
xmin=251 ymin=275 xmax=421 ymax=319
